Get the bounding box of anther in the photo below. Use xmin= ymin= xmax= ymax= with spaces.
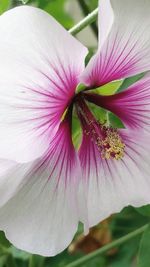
xmin=75 ymin=97 xmax=125 ymax=160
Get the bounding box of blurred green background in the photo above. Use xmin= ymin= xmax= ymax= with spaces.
xmin=0 ymin=0 xmax=150 ymax=266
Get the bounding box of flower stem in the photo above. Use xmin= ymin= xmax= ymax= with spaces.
xmin=28 ymin=256 xmax=34 ymax=267
xmin=77 ymin=0 xmax=98 ymax=37
xmin=69 ymin=7 xmax=98 ymax=36
xmin=66 ymin=224 xmax=149 ymax=267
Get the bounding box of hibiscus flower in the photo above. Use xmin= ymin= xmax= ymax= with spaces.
xmin=0 ymin=0 xmax=150 ymax=256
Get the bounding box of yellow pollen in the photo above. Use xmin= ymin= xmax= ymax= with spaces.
xmin=84 ymin=120 xmax=125 ymax=160
xmin=94 ymin=127 xmax=125 ymax=160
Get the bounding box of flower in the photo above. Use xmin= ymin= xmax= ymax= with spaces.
xmin=0 ymin=0 xmax=150 ymax=256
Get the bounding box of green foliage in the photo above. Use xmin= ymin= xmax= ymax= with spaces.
xmin=85 ymin=0 xmax=98 ymax=10
xmin=109 ymin=207 xmax=150 ymax=267
xmin=81 ymin=256 xmax=106 ymax=267
xmin=85 ymin=47 xmax=97 ymax=65
xmin=72 ymin=112 xmax=82 ymax=149
xmin=117 ymin=72 xmax=146 ymax=93
xmin=109 ymin=113 xmax=125 ymax=129
xmin=138 ymin=224 xmax=150 ymax=267
xmin=0 ymin=255 xmax=8 ymax=267
xmin=136 ymin=205 xmax=150 ymax=217
xmin=0 ymin=232 xmax=11 ymax=248
xmin=93 ymin=80 xmax=122 ymax=95
xmin=0 ymin=0 xmax=9 ymax=14
xmin=37 ymin=0 xmax=74 ymax=28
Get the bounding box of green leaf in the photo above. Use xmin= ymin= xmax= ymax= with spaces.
xmin=5 ymin=255 xmax=17 ymax=267
xmin=86 ymin=0 xmax=98 ymax=10
xmin=138 ymin=224 xmax=150 ymax=267
xmin=81 ymin=256 xmax=106 ymax=267
xmin=0 ymin=0 xmax=9 ymax=14
xmin=109 ymin=238 xmax=140 ymax=267
xmin=117 ymin=73 xmax=146 ymax=93
xmin=88 ymin=103 xmax=107 ymax=123
xmin=72 ymin=114 xmax=82 ymax=149
xmin=10 ymin=247 xmax=30 ymax=260
xmin=111 ymin=207 xmax=150 ymax=237
xmin=93 ymin=80 xmax=122 ymax=96
xmin=76 ymin=83 xmax=86 ymax=94
xmin=0 ymin=255 xmax=9 ymax=267
xmin=109 ymin=113 xmax=125 ymax=129
xmin=136 ymin=205 xmax=150 ymax=217
xmin=110 ymin=207 xmax=150 ymax=267
xmin=85 ymin=47 xmax=96 ymax=66
xmin=0 ymin=232 xmax=11 ymax=248
xmin=38 ymin=0 xmax=74 ymax=29
xmin=28 ymin=255 xmax=45 ymax=267
xmin=48 ymin=250 xmax=83 ymax=267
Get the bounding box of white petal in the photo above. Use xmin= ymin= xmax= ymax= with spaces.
xmin=0 ymin=122 xmax=83 ymax=256
xmin=81 ymin=0 xmax=150 ymax=86
xmin=98 ymin=0 xmax=114 ymax=48
xmin=0 ymin=6 xmax=87 ymax=162
xmin=0 ymin=160 xmax=29 ymax=207
xmin=79 ymin=130 xmax=150 ymax=227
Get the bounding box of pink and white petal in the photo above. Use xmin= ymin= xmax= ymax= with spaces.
xmin=79 ymin=129 xmax=150 ymax=227
xmin=0 ymin=122 xmax=84 ymax=256
xmin=0 ymin=6 xmax=88 ymax=162
xmin=84 ymin=73 xmax=150 ymax=131
xmin=81 ymin=0 xmax=150 ymax=87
